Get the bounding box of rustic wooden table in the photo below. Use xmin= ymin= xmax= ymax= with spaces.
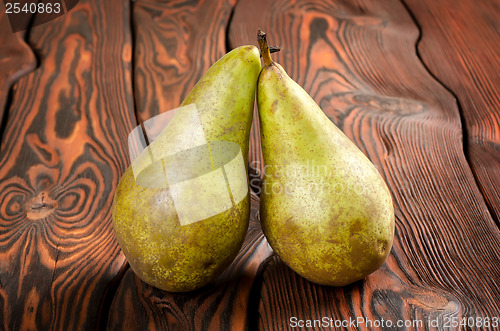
xmin=1 ymin=0 xmax=499 ymax=330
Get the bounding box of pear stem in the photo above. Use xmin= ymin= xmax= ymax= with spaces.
xmin=258 ymin=29 xmax=274 ymax=67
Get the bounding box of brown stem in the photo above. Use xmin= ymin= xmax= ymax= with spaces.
xmin=258 ymin=29 xmax=273 ymax=66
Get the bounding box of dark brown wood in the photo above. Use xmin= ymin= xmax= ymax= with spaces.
xmin=0 ymin=0 xmax=134 ymax=329
xmin=248 ymin=104 xmax=265 ymax=196
xmin=0 ymin=2 xmax=36 ymax=137
xmin=229 ymin=0 xmax=500 ymax=329
xmin=404 ymin=0 xmax=500 ymax=225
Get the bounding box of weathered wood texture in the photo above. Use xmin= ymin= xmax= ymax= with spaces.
xmin=132 ymin=0 xmax=237 ymax=122
xmin=0 ymin=3 xmax=36 ymax=137
xmin=0 ymin=0 xmax=499 ymax=330
xmin=229 ymin=0 xmax=500 ymax=329
xmin=0 ymin=0 xmax=134 ymax=329
xmin=404 ymin=0 xmax=500 ymax=224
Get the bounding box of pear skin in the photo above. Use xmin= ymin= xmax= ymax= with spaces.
xmin=257 ymin=31 xmax=394 ymax=286
xmin=112 ymin=45 xmax=261 ymax=292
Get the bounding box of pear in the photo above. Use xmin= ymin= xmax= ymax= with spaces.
xmin=112 ymin=45 xmax=261 ymax=292
xmin=256 ymin=31 xmax=394 ymax=286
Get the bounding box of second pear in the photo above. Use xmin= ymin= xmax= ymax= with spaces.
xmin=256 ymin=31 xmax=394 ymax=286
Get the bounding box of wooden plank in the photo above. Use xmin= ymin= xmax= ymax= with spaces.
xmin=229 ymin=0 xmax=500 ymax=328
xmin=107 ymin=1 xmax=273 ymax=329
xmin=0 ymin=3 xmax=36 ymax=138
xmin=0 ymin=0 xmax=134 ymax=329
xmin=404 ymin=0 xmax=500 ymax=224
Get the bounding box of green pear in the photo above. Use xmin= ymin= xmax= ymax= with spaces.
xmin=112 ymin=45 xmax=261 ymax=292
xmin=256 ymin=31 xmax=394 ymax=286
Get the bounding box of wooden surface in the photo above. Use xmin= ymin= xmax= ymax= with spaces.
xmin=0 ymin=0 xmax=499 ymax=330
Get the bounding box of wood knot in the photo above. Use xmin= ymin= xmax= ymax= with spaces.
xmin=25 ymin=191 xmax=58 ymax=220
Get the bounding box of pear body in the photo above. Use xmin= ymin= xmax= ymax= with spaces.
xmin=112 ymin=46 xmax=261 ymax=292
xmin=257 ymin=62 xmax=394 ymax=286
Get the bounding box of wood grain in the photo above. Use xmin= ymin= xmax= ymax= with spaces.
xmin=248 ymin=104 xmax=265 ymax=195
xmin=132 ymin=0 xmax=237 ymax=122
xmin=404 ymin=0 xmax=500 ymax=225
xmin=0 ymin=3 xmax=36 ymax=139
xmin=230 ymin=0 xmax=500 ymax=328
xmin=0 ymin=0 xmax=134 ymax=329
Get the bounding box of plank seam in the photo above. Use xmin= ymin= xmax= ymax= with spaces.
xmin=399 ymin=0 xmax=500 ymax=229
xmin=99 ymin=1 xmax=135 ymax=328
xmin=98 ymin=261 xmax=130 ymax=330
xmin=0 ymin=89 xmax=13 ymax=146
xmin=225 ymin=0 xmax=236 ymax=52
xmin=0 ymin=17 xmax=38 ymax=147
xmin=130 ymin=0 xmax=139 ymax=127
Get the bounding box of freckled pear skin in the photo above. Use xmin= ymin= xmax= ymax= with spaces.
xmin=256 ymin=31 xmax=394 ymax=286
xmin=112 ymin=46 xmax=261 ymax=292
